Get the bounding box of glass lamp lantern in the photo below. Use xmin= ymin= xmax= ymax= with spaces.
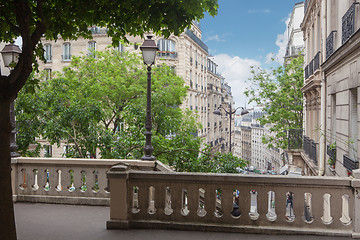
xmin=1 ymin=43 xmax=21 ymax=68
xmin=140 ymin=36 xmax=158 ymax=66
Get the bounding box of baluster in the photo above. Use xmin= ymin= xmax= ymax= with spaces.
xmin=304 ymin=192 xmax=313 ymax=223
xmin=44 ymin=169 xmax=50 ymax=191
xmin=197 ymin=188 xmax=207 ymax=217
xmin=148 ymin=186 xmax=156 ymax=214
xmin=80 ymin=170 xmax=87 ymax=192
xmin=285 ymin=191 xmax=295 ymax=222
xmin=340 ymin=194 xmax=351 ymax=225
xmin=19 ymin=168 xmax=27 ymax=190
xmin=104 ymin=171 xmax=110 ymax=193
xmin=68 ymin=170 xmax=75 ymax=192
xmin=266 ymin=191 xmax=277 ymax=221
xmin=164 ymin=186 xmax=173 ymax=215
xmin=249 ymin=190 xmax=259 ymax=220
xmin=132 ymin=186 xmax=140 ymax=214
xmin=214 ymin=188 xmax=223 ymax=218
xmin=321 ymin=193 xmax=333 ymax=224
xmin=92 ymin=170 xmax=99 ymax=193
xmin=56 ymin=169 xmax=62 ymax=192
xmin=181 ymin=189 xmax=190 ymax=216
xmin=32 ymin=169 xmax=39 ymax=191
xmin=231 ymin=189 xmax=241 ymax=218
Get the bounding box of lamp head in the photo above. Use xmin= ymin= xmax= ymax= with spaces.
xmin=213 ymin=109 xmax=221 ymax=115
xmin=240 ymin=108 xmax=249 ymax=116
xmin=140 ymin=36 xmax=158 ymax=66
xmin=1 ymin=43 xmax=21 ymax=68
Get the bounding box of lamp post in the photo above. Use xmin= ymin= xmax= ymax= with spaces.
xmin=213 ymin=105 xmax=249 ymax=153
xmin=140 ymin=36 xmax=158 ymax=161
xmin=0 ymin=43 xmax=22 ymax=158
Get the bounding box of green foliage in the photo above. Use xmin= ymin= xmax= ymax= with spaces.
xmin=16 ymin=49 xmax=246 ymax=173
xmin=244 ymin=55 xmax=304 ymax=149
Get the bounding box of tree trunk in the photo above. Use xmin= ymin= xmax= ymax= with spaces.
xmin=0 ymin=100 xmax=17 ymax=240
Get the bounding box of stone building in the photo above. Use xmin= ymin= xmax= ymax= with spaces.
xmin=300 ymin=0 xmax=360 ymax=176
xmin=285 ymin=2 xmax=305 ymax=61
xmin=37 ymin=23 xmax=233 ymax=157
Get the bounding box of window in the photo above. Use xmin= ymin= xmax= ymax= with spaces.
xmin=349 ymin=89 xmax=358 ymax=159
xmin=44 ymin=145 xmax=52 ymax=158
xmin=88 ymin=41 xmax=96 ymax=58
xmin=157 ymin=39 xmax=176 ymax=58
xmin=62 ymin=43 xmax=71 ymax=61
xmin=44 ymin=44 xmax=52 ymax=62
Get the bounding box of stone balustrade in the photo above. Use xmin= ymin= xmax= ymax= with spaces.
xmin=107 ymin=166 xmax=360 ymax=238
xmin=11 ymin=157 xmax=172 ymax=206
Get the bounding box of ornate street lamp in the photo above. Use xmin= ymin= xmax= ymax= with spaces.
xmin=1 ymin=43 xmax=21 ymax=68
xmin=0 ymin=42 xmax=22 ymax=158
xmin=140 ymin=36 xmax=158 ymax=161
xmin=214 ymin=105 xmax=249 ymax=153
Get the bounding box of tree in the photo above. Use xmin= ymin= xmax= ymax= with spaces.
xmin=244 ymin=55 xmax=304 ymax=149
xmin=16 ymin=49 xmax=189 ymax=159
xmin=0 ymin=1 xmax=218 ymax=238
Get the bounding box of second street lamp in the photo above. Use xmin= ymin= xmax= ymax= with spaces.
xmin=213 ymin=105 xmax=249 ymax=153
xmin=1 ymin=43 xmax=22 ymax=158
xmin=140 ymin=36 xmax=158 ymax=161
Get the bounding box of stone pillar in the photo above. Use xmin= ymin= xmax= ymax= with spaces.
xmin=351 ymin=169 xmax=360 ymax=238
xmin=106 ymin=164 xmax=130 ymax=230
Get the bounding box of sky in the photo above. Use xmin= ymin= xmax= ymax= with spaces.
xmin=200 ymin=0 xmax=303 ymax=108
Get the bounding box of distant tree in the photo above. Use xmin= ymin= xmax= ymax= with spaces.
xmin=0 ymin=1 xmax=218 ymax=238
xmin=244 ymin=55 xmax=304 ymax=149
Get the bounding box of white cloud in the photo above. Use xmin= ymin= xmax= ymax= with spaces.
xmin=205 ymin=34 xmax=225 ymax=43
xmin=248 ymin=9 xmax=271 ymax=14
xmin=266 ymin=14 xmax=291 ymax=65
xmin=213 ymin=54 xmax=261 ymax=107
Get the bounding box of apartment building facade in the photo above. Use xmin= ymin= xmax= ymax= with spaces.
xmin=37 ymin=23 xmax=233 ymax=157
xmin=301 ymin=0 xmax=360 ymax=177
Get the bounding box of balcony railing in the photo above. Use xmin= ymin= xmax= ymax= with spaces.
xmin=11 ymin=157 xmax=171 ymax=205
xmin=343 ymin=154 xmax=359 ymax=172
xmin=342 ymin=3 xmax=356 ymax=44
xmin=303 ymin=136 xmax=318 ymax=165
xmin=304 ymin=65 xmax=309 ymax=80
xmin=287 ymin=129 xmax=303 ymax=149
xmin=309 ymin=59 xmax=314 ymax=76
xmin=157 ymin=51 xmax=177 ymax=59
xmin=107 ymin=166 xmax=359 ymax=237
xmin=326 ymin=31 xmax=336 ymax=59
xmin=313 ymin=51 xmax=320 ymax=71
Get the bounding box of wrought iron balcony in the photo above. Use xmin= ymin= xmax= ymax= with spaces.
xmin=304 ymin=65 xmax=309 ymax=80
xmin=326 ymin=31 xmax=336 ymax=59
xmin=343 ymin=154 xmax=359 ymax=172
xmin=342 ymin=3 xmax=356 ymax=44
xmin=313 ymin=51 xmax=320 ymax=72
xmin=287 ymin=129 xmax=303 ymax=149
xmin=327 ymin=144 xmax=336 ymax=160
xmin=303 ymin=136 xmax=318 ymax=165
xmin=309 ymin=59 xmax=314 ymax=76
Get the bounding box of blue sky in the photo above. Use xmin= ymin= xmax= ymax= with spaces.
xmin=200 ymin=0 xmax=303 ymax=107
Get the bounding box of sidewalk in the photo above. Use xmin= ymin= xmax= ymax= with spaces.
xmin=14 ymin=202 xmax=351 ymax=240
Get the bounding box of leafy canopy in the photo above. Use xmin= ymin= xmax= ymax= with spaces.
xmin=244 ymin=56 xmax=304 ymax=149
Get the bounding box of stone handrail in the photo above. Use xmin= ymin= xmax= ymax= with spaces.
xmin=11 ymin=157 xmax=172 ymax=206
xmin=107 ymin=166 xmax=360 ymax=238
